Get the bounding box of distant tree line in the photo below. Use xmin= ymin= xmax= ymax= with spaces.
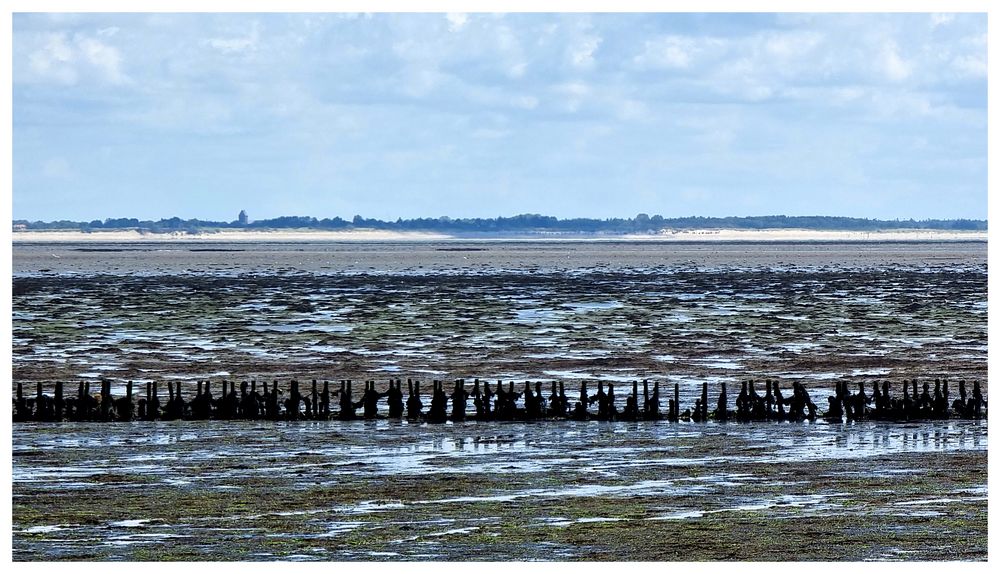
xmin=12 ymin=213 xmax=987 ymax=233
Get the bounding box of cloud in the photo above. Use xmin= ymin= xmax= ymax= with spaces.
xmin=204 ymin=21 xmax=260 ymax=54
xmin=930 ymin=13 xmax=955 ymax=28
xmin=634 ymin=35 xmax=725 ymax=70
xmin=28 ymin=33 xmax=77 ymax=84
xmin=880 ymin=40 xmax=912 ymax=82
xmin=11 ymin=13 xmax=987 ymax=221
xmin=25 ymin=31 xmax=128 ymax=85
xmin=76 ymin=35 xmax=127 ymax=84
xmin=568 ymin=35 xmax=601 ymax=69
xmin=446 ymin=13 xmax=468 ymax=32
xmin=763 ymin=30 xmax=823 ymax=59
xmin=952 ymin=54 xmax=986 ymax=78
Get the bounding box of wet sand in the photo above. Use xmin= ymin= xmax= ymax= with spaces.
xmin=11 ymin=419 xmax=987 ymax=561
xmin=12 ymin=242 xmax=988 ymax=394
xmin=12 ymin=239 xmax=986 ymax=276
xmin=11 ymin=240 xmax=988 ymax=561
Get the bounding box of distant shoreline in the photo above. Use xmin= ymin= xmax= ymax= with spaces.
xmin=10 ymin=228 xmax=988 ymax=243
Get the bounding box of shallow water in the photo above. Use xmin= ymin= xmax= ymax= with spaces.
xmin=11 ymin=241 xmax=989 ymax=561
xmin=11 ymin=242 xmax=988 ymax=389
xmin=11 ymin=419 xmax=987 ymax=560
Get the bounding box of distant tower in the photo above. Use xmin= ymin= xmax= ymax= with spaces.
xmin=238 ymin=210 xmax=248 ymax=226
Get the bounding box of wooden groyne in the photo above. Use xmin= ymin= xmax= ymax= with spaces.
xmin=11 ymin=378 xmax=987 ymax=424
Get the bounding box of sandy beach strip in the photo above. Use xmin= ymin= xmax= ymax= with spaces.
xmin=10 ymin=227 xmax=988 ymax=243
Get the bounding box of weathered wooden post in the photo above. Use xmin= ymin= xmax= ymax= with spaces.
xmin=84 ymin=381 xmax=93 ymax=420
xmin=34 ymin=382 xmax=45 ymax=421
xmin=643 ymin=381 xmax=650 ymax=418
xmin=54 ymin=381 xmax=64 ymax=421
xmin=176 ymin=381 xmax=185 ymax=419
xmin=120 ymin=380 xmax=134 ymax=422
xmin=321 ymin=380 xmax=331 ymax=418
xmin=289 ymin=380 xmax=301 ymax=421
xmin=972 ymin=381 xmax=984 ymax=419
xmin=701 ymin=382 xmax=709 ymax=421
xmin=100 ymin=380 xmax=113 ymax=421
xmin=311 ymin=380 xmax=319 ymax=419
xmin=716 ymin=382 xmax=728 ymax=421
xmin=14 ymin=382 xmax=28 ymax=422
xmin=673 ymin=382 xmax=680 ymax=422
xmin=150 ymin=381 xmax=160 ymax=420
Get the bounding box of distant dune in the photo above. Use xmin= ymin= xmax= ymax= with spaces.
xmin=10 ymin=228 xmax=988 ymax=243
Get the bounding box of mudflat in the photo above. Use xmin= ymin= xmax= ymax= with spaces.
xmin=11 ymin=240 xmax=988 ymax=561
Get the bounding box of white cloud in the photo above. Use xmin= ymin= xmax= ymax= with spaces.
xmin=568 ymin=35 xmax=601 ymax=69
xmin=446 ymin=13 xmax=468 ymax=33
xmin=507 ymin=61 xmax=527 ymax=78
xmin=553 ymin=82 xmax=590 ymax=113
xmin=76 ymin=36 xmax=127 ymax=84
xmin=952 ymin=54 xmax=986 ymax=78
xmin=25 ymin=31 xmax=128 ymax=85
xmin=204 ymin=22 xmax=260 ymax=54
xmin=930 ymin=13 xmax=955 ymax=28
xmin=634 ymin=35 xmax=717 ymax=69
xmin=764 ymin=31 xmax=823 ymax=59
xmin=28 ymin=33 xmax=77 ymax=84
xmin=880 ymin=40 xmax=912 ymax=82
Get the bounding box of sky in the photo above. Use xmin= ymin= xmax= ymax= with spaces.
xmin=11 ymin=12 xmax=988 ymax=222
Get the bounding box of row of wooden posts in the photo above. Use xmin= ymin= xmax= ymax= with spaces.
xmin=11 ymin=377 xmax=987 ymax=424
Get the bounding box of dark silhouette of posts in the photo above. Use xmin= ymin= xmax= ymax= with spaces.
xmin=34 ymin=382 xmax=50 ymax=422
xmin=700 ymin=382 xmax=709 ymax=422
xmin=54 ymin=381 xmax=64 ymax=421
xmin=972 ymin=381 xmax=985 ymax=419
xmin=715 ymin=382 xmax=728 ymax=421
xmin=360 ymin=380 xmax=382 ymax=419
xmin=406 ymin=380 xmax=423 ymax=420
xmin=428 ymin=380 xmax=448 ymax=423
xmin=548 ymin=381 xmax=560 ymax=418
xmin=647 ymin=382 xmax=661 ymax=420
xmin=642 ymin=381 xmax=650 ymax=419
xmin=14 ymin=382 xmax=29 ymax=422
xmin=287 ymin=380 xmax=302 ymax=421
xmin=99 ymin=380 xmax=113 ymax=421
xmin=574 ymin=381 xmax=589 ymax=420
xmin=450 ymin=380 xmax=469 ymax=422
xmin=773 ymin=380 xmax=786 ymax=420
xmin=116 ymin=381 xmax=134 ymax=422
xmin=523 ymin=382 xmax=539 ymax=420
xmin=668 ymin=382 xmax=679 ymax=422
xmin=622 ymin=381 xmax=639 ymax=422
xmin=320 ymin=381 xmax=332 ymax=418
xmin=387 ymin=380 xmax=404 ymax=418
xmin=10 ymin=376 xmax=986 ymax=425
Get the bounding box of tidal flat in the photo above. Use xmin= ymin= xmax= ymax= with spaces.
xmin=11 ymin=240 xmax=988 ymax=560
xmin=11 ymin=420 xmax=987 ymax=561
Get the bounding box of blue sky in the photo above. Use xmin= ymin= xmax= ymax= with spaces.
xmin=12 ymin=12 xmax=987 ymax=222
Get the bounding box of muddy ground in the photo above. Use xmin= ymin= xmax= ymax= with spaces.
xmin=11 ymin=242 xmax=988 ymax=393
xmin=11 ymin=241 xmax=988 ymax=561
xmin=11 ymin=419 xmax=987 ymax=561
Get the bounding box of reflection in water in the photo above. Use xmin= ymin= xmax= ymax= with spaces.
xmin=11 ymin=419 xmax=987 ymax=561
xmin=13 ymin=420 xmax=987 ymax=485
